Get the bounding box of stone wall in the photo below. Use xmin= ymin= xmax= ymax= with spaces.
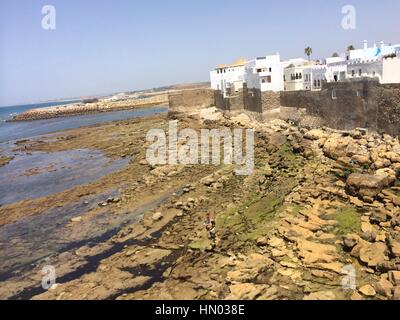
xmin=280 ymin=79 xmax=400 ymax=136
xmin=168 ymin=88 xmax=214 ymax=113
xmin=214 ymin=90 xmax=244 ymax=112
xmin=242 ymin=84 xmax=280 ymax=114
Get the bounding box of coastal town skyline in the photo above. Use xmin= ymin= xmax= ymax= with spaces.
xmin=1 ymin=0 xmax=400 ymax=106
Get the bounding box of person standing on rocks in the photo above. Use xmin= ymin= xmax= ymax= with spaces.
xmin=204 ymin=214 xmax=216 ymax=242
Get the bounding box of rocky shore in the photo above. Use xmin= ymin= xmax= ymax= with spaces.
xmin=1 ymin=107 xmax=400 ymax=300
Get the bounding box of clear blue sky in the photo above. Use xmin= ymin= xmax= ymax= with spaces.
xmin=0 ymin=0 xmax=399 ymax=106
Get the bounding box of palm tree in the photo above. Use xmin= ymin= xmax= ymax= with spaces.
xmin=347 ymin=44 xmax=355 ymax=51
xmin=304 ymin=46 xmax=313 ymax=61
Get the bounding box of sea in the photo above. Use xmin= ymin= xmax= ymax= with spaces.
xmin=0 ymin=100 xmax=168 ymax=142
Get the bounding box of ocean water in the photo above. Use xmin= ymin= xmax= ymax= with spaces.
xmin=0 ymin=100 xmax=80 ymax=122
xmin=0 ymin=102 xmax=168 ymax=142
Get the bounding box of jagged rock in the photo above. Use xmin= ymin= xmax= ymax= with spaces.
xmin=296 ymin=239 xmax=338 ymax=264
xmin=200 ymin=175 xmax=216 ymax=186
xmin=374 ymin=277 xmax=394 ymax=297
xmin=303 ymin=290 xmax=336 ymax=300
xmin=343 ymin=234 xmax=359 ymax=251
xmin=370 ymin=210 xmax=388 ymax=224
xmin=226 ymin=254 xmax=274 ymax=284
xmin=351 ymin=291 xmax=363 ymax=300
xmin=225 ymin=283 xmax=276 ymax=300
xmin=152 ymin=212 xmax=163 ymax=221
xmin=393 ymin=286 xmax=400 ymax=300
xmin=388 ymin=271 xmax=400 ymax=286
xmin=256 ymin=237 xmax=268 ymax=247
xmin=71 ymin=216 xmax=82 ymax=223
xmin=304 ymin=129 xmax=327 ymax=141
xmin=359 ymin=284 xmax=376 ymax=297
xmin=267 ymin=236 xmax=285 ymax=248
xmin=359 ymin=242 xmax=388 ymax=268
xmin=346 ymin=172 xmax=394 ymax=199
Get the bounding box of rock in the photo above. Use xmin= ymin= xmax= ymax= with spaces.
xmin=152 ymin=212 xmax=163 ymax=221
xmin=199 ymin=107 xmax=223 ymax=122
xmin=359 ymin=284 xmax=376 ymax=297
xmin=388 ymin=271 xmax=400 ymax=286
xmin=388 ymin=240 xmax=400 ymax=258
xmin=303 ymin=291 xmax=336 ymax=300
xmin=346 ymin=172 xmax=394 ymax=199
xmin=70 ymin=216 xmax=82 ymax=223
xmin=226 ymin=283 xmax=270 ymax=300
xmin=304 ymin=129 xmax=327 ymax=141
xmin=374 ymin=277 xmax=394 ymax=297
xmin=350 ymin=291 xmax=363 ymax=300
xmin=370 ymin=210 xmax=388 ymax=224
xmin=226 ymin=253 xmax=274 ymax=283
xmin=231 ymin=113 xmax=251 ymax=126
xmin=343 ymin=234 xmax=359 ymax=251
xmin=393 ymin=286 xmax=400 ymax=300
xmin=296 ymin=239 xmax=338 ymax=264
xmin=200 ymin=175 xmax=216 ymax=186
xmin=267 ymin=236 xmax=284 ymax=248
xmin=256 ymin=237 xmax=268 ymax=247
xmin=359 ymin=242 xmax=387 ymax=268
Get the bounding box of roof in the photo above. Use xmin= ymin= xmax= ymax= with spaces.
xmin=216 ymin=58 xmax=247 ymax=69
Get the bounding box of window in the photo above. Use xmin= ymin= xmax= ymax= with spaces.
xmin=317 ymin=80 xmax=321 ymax=87
xmin=257 ymin=68 xmax=262 ymax=73
xmin=266 ymin=75 xmax=271 ymax=83
xmin=283 ymin=75 xmax=286 ymax=81
xmin=359 ymin=69 xmax=362 ymax=76
xmin=314 ymin=80 xmax=317 ymax=87
xmin=351 ymin=70 xmax=355 ymax=77
xmin=269 ymin=67 xmax=272 ymax=72
xmin=299 ymin=73 xmax=302 ymax=79
xmin=296 ymin=73 xmax=299 ymax=80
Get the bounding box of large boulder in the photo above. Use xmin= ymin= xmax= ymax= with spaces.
xmin=346 ymin=171 xmax=395 ymax=199
xmin=323 ymin=135 xmax=368 ymax=162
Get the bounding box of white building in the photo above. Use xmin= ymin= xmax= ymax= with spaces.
xmin=325 ymin=56 xmax=348 ymax=83
xmin=347 ymin=56 xmax=400 ymax=84
xmin=210 ymin=58 xmax=247 ymax=97
xmin=244 ymin=54 xmax=285 ymax=92
xmin=349 ymin=40 xmax=400 ymax=60
xmin=324 ymin=41 xmax=400 ymax=84
xmin=303 ymin=65 xmax=327 ymax=90
xmin=283 ymin=59 xmax=311 ymax=91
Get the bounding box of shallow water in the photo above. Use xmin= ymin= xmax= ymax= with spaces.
xmin=0 ymin=188 xmax=180 ymax=280
xmin=0 ymin=149 xmax=129 ymax=205
xmin=0 ymin=106 xmax=167 ymax=142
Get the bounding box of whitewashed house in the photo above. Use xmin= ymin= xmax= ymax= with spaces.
xmin=210 ymin=59 xmax=247 ymax=97
xmin=303 ymin=65 xmax=327 ymax=90
xmin=347 ymin=56 xmax=400 ymax=84
xmin=325 ymin=56 xmax=348 ymax=83
xmin=283 ymin=59 xmax=310 ymax=91
xmin=348 ymin=40 xmax=400 ymax=60
xmin=244 ymin=54 xmax=285 ymax=92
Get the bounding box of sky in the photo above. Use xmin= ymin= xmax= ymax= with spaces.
xmin=0 ymin=0 xmax=399 ymax=106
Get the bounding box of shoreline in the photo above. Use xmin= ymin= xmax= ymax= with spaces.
xmin=1 ymin=109 xmax=400 ymax=300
